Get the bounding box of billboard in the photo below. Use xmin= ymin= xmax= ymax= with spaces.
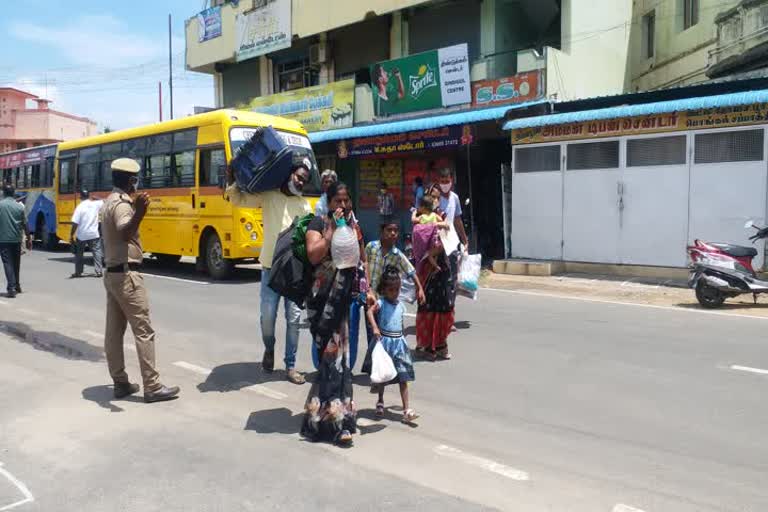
xmin=241 ymin=79 xmax=355 ymax=132
xmin=472 ymin=71 xmax=543 ymax=107
xmin=196 ymin=6 xmax=222 ymax=43
xmin=235 ymin=0 xmax=291 ymax=62
xmin=370 ymin=43 xmax=471 ymax=117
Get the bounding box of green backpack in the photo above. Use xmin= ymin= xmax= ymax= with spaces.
xmin=291 ymin=213 xmax=316 ymax=265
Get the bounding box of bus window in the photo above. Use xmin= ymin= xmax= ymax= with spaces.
xmin=200 ymin=147 xmax=226 ymax=187
xmin=123 ymin=138 xmax=146 ymax=159
xmin=172 ymin=151 xmax=195 ymax=187
xmin=16 ymin=167 xmax=25 ymax=189
xmin=43 ymin=158 xmax=54 ymax=187
xmin=147 ymin=134 xmax=172 ymax=155
xmin=145 ymin=154 xmax=171 ymax=188
xmin=30 ymin=164 xmax=41 ymax=188
xmin=173 ymin=129 xmax=198 ymax=152
xmin=59 ymin=157 xmax=76 ymax=194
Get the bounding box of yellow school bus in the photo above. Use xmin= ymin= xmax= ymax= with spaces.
xmin=55 ymin=109 xmax=319 ymax=279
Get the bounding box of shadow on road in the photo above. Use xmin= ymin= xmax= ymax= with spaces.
xmin=244 ymin=407 xmax=303 ymax=435
xmin=197 ymin=362 xmax=284 ymax=392
xmin=81 ymin=385 xmax=142 ymax=413
xmin=675 ymin=301 xmax=768 ymax=312
xmin=0 ymin=321 xmax=103 ymax=362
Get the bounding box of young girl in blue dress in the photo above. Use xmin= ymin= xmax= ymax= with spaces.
xmin=365 ymin=266 xmax=419 ymax=423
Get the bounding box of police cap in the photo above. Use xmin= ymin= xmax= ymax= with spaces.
xmin=111 ymin=158 xmax=141 ymax=174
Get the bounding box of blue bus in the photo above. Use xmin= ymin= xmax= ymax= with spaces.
xmin=0 ymin=144 xmax=59 ymax=249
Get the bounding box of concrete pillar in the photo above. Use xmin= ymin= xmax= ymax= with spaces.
xmin=318 ymin=32 xmax=332 ymax=85
xmin=259 ymin=56 xmax=271 ymax=96
xmin=390 ymin=10 xmax=409 ymax=59
xmin=480 ymin=0 xmax=497 ymax=79
xmin=213 ymin=72 xmax=224 ymax=108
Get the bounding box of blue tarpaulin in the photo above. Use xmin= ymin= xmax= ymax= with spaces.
xmin=502 ymin=89 xmax=768 ymax=131
xmin=309 ymin=100 xmax=547 ymax=143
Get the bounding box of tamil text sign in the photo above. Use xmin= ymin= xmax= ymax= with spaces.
xmin=240 ymin=79 xmax=355 ymax=132
xmin=512 ymin=103 xmax=768 ymax=144
xmin=370 ymin=44 xmax=471 ymax=117
xmin=337 ymin=126 xmax=464 ymax=159
xmin=472 ymin=71 xmax=542 ymax=107
xmin=235 ymin=0 xmax=291 ymax=62
xmin=197 ymin=6 xmax=222 ymax=42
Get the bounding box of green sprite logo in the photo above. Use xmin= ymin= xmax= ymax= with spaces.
xmin=409 ymin=64 xmax=437 ymax=99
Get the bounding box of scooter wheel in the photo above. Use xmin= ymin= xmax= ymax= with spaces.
xmin=695 ymin=280 xmax=726 ymax=309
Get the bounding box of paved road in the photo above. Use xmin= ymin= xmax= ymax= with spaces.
xmin=2 ymin=250 xmax=768 ymax=512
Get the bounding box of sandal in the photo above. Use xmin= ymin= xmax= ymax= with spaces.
xmin=436 ymin=348 xmax=452 ymax=360
xmin=402 ymin=409 xmax=419 ymax=424
xmin=375 ymin=402 xmax=385 ymax=417
xmin=337 ymin=429 xmax=353 ymax=446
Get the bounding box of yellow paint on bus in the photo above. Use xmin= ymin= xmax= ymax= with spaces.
xmin=54 ymin=109 xmax=318 ymax=279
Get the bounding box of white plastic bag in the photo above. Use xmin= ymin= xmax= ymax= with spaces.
xmin=370 ymin=341 xmax=397 ymax=384
xmin=399 ymin=275 xmax=417 ymax=304
xmin=457 ymin=253 xmax=481 ymax=300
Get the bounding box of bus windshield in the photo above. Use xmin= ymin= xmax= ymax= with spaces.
xmin=229 ymin=127 xmax=320 ymax=195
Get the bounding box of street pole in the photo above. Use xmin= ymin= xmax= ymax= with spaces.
xmin=168 ymin=13 xmax=174 ymax=120
xmin=158 ymin=81 xmax=163 ymax=122
xmin=466 ymin=142 xmax=477 ymax=254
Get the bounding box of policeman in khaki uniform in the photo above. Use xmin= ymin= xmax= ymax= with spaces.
xmin=101 ymin=158 xmax=179 ymax=403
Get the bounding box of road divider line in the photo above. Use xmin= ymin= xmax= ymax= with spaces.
xmin=0 ymin=462 xmax=34 ymax=511
xmin=730 ymin=364 xmax=768 ymax=375
xmin=433 ymin=444 xmax=529 ymax=481
xmin=613 ymin=504 xmax=646 ymax=512
xmin=242 ymin=384 xmax=287 ymax=400
xmin=482 ymin=287 xmax=768 ymax=321
xmin=172 ymin=361 xmax=212 ymax=376
xmin=142 ymin=274 xmax=209 ymax=285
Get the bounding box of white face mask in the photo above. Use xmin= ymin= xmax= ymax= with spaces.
xmin=439 ymin=183 xmax=452 ymax=193
xmin=287 ymin=180 xmax=303 ymax=197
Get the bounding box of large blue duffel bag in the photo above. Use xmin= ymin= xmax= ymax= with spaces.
xmin=231 ymin=126 xmax=295 ymax=193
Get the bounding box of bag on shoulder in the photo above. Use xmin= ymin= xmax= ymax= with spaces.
xmin=268 ymin=213 xmax=315 ymax=308
xmin=231 ymin=126 xmax=295 ymax=193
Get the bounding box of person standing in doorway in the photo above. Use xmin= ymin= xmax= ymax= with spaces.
xmin=70 ymin=189 xmax=104 ymax=278
xmin=377 ymin=181 xmax=395 ymax=224
xmin=226 ymin=160 xmax=312 ymax=385
xmin=0 ymin=185 xmax=31 ymax=298
xmin=101 ymin=158 xmax=180 ymax=403
xmin=315 ymin=169 xmax=337 ymax=217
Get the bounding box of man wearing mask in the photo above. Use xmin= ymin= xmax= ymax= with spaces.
xmin=437 ymin=168 xmax=469 ymax=330
xmin=315 ymin=169 xmax=337 ymax=217
xmin=226 ymin=159 xmax=312 ymax=385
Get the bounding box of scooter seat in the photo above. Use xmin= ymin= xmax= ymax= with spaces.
xmin=710 ymin=243 xmax=758 ymax=258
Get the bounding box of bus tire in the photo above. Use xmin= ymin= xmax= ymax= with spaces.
xmin=154 ymin=253 xmax=182 ymax=265
xmin=205 ymin=232 xmax=234 ymax=280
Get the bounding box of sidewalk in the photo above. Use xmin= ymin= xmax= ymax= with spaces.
xmin=482 ymin=271 xmax=768 ymax=319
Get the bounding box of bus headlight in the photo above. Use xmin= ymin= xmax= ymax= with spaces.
xmin=250 ymin=232 xmax=258 ymax=241
xmin=245 ymin=222 xmax=253 ymax=232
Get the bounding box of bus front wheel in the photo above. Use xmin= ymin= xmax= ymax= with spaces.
xmin=205 ymin=232 xmax=234 ymax=280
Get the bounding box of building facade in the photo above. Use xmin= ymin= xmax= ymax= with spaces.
xmin=0 ymin=88 xmax=97 ymax=154
xmin=186 ymin=0 xmax=632 ymax=258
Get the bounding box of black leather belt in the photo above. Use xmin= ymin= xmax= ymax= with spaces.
xmin=107 ymin=263 xmax=142 ymax=273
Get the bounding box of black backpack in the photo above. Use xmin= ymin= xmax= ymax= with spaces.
xmin=268 ymin=213 xmax=315 ymax=308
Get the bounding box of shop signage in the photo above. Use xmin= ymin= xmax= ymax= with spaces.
xmin=235 ymin=0 xmax=291 ymax=62
xmin=240 ymin=79 xmax=355 ymax=132
xmin=0 ymin=146 xmax=56 ymax=169
xmin=512 ymin=102 xmax=768 ymax=144
xmin=370 ymin=44 xmax=471 ymax=116
xmin=197 ymin=6 xmax=222 ymax=42
xmin=337 ymin=125 xmax=465 ymax=159
xmin=438 ymin=44 xmax=472 ymax=107
xmin=472 ymin=71 xmax=542 ymax=107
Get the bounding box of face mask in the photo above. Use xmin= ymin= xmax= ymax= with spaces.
xmin=287 ymin=180 xmax=303 ymax=197
xmin=439 ymin=183 xmax=452 ymax=193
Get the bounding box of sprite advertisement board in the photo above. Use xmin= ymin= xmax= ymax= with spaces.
xmin=370 ymin=50 xmax=443 ymax=116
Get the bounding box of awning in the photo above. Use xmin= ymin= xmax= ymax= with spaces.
xmin=309 ymin=100 xmax=547 ymax=143
xmin=502 ymin=89 xmax=768 ymax=131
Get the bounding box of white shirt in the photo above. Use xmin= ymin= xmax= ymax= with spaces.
xmin=439 ymin=191 xmax=462 ymax=223
xmin=71 ymin=199 xmax=104 ymax=241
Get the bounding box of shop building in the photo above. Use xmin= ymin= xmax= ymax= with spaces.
xmin=502 ymin=77 xmax=768 ymax=270
xmin=185 ymin=0 xmax=632 ymax=259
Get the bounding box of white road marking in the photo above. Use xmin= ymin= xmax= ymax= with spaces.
xmin=242 ymin=384 xmax=286 ymax=400
xmin=172 ymin=361 xmax=212 ymax=376
xmin=142 ymin=274 xmax=209 ymax=285
xmin=482 ymin=287 xmax=768 ymax=321
xmin=613 ymin=504 xmax=646 ymax=512
xmin=0 ymin=300 xmax=7 ymax=306
xmin=15 ymin=308 xmax=34 ymax=315
xmin=83 ymin=329 xmax=102 ymax=339
xmin=0 ymin=462 xmax=34 ymax=511
xmin=433 ymin=445 xmax=529 ymax=481
xmin=730 ymin=365 xmax=768 ymax=375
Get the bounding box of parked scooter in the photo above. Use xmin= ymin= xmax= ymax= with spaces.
xmin=687 ymin=220 xmax=768 ymax=308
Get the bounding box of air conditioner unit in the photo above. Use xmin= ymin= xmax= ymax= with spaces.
xmin=309 ymin=42 xmax=328 ymax=66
